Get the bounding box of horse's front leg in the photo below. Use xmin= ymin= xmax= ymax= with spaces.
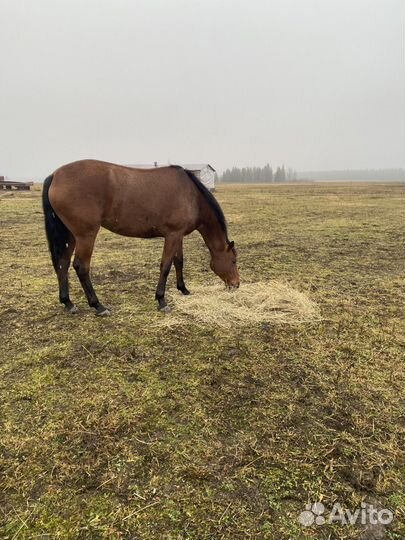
xmin=173 ymin=238 xmax=190 ymax=295
xmin=155 ymin=235 xmax=181 ymax=312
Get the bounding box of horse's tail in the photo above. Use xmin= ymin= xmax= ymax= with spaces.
xmin=42 ymin=175 xmax=71 ymax=272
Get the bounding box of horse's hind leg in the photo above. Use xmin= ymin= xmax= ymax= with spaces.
xmin=173 ymin=239 xmax=190 ymax=295
xmin=57 ymin=233 xmax=77 ymax=313
xmin=73 ymin=233 xmax=110 ymax=316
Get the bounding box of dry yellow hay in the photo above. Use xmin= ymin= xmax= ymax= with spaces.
xmin=160 ymin=280 xmax=321 ymax=328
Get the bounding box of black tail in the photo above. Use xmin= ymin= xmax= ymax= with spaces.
xmin=42 ymin=175 xmax=71 ymax=272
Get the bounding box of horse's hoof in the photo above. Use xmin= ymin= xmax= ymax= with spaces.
xmin=65 ymin=305 xmax=78 ymax=314
xmin=96 ymin=308 xmax=111 ymax=317
xmin=159 ymin=305 xmax=172 ymax=313
xmin=181 ymin=288 xmax=191 ymax=296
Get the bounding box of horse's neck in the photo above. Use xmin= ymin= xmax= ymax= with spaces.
xmin=198 ymin=206 xmax=227 ymax=253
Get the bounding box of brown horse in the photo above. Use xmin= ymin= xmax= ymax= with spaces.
xmin=42 ymin=159 xmax=239 ymax=315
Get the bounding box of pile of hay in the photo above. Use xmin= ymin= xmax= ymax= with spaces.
xmin=162 ymin=280 xmax=321 ymax=328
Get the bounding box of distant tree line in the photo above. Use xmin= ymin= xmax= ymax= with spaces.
xmin=216 ymin=167 xmax=405 ymax=183
xmin=219 ymin=165 xmax=297 ymax=183
xmin=297 ymin=168 xmax=405 ymax=181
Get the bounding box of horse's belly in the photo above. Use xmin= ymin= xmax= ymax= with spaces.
xmin=101 ymin=218 xmax=164 ymax=238
xmin=101 ymin=186 xmax=196 ymax=238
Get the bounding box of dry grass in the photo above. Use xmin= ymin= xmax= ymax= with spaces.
xmin=163 ymin=280 xmax=321 ymax=327
xmin=1 ymin=182 xmax=404 ymax=540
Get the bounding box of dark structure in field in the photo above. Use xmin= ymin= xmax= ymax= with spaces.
xmin=0 ymin=177 xmax=33 ymax=191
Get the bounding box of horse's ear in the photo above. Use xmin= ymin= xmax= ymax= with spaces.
xmin=227 ymin=241 xmax=235 ymax=251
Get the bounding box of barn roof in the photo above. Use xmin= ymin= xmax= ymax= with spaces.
xmin=127 ymin=163 xmax=216 ymax=172
xmin=182 ymin=164 xmax=216 ymax=173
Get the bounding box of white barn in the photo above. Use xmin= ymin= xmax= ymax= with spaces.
xmin=181 ymin=164 xmax=216 ymax=191
xmin=127 ymin=163 xmax=216 ymax=191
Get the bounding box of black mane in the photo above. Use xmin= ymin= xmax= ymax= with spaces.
xmin=175 ymin=166 xmax=228 ymax=240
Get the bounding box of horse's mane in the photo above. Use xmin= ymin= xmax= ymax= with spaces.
xmin=171 ymin=166 xmax=228 ymax=240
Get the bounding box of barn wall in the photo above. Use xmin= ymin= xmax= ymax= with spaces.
xmin=197 ymin=167 xmax=215 ymax=191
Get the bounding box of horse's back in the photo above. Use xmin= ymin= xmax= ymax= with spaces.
xmin=49 ymin=160 xmax=199 ymax=238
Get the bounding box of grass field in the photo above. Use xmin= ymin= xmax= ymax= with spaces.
xmin=1 ymin=182 xmax=404 ymax=539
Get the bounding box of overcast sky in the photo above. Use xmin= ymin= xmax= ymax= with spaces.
xmin=1 ymin=0 xmax=404 ymax=178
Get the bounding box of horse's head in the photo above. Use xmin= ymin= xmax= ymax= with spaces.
xmin=210 ymin=241 xmax=240 ymax=289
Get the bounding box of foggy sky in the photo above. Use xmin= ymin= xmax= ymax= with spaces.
xmin=1 ymin=0 xmax=404 ymax=179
